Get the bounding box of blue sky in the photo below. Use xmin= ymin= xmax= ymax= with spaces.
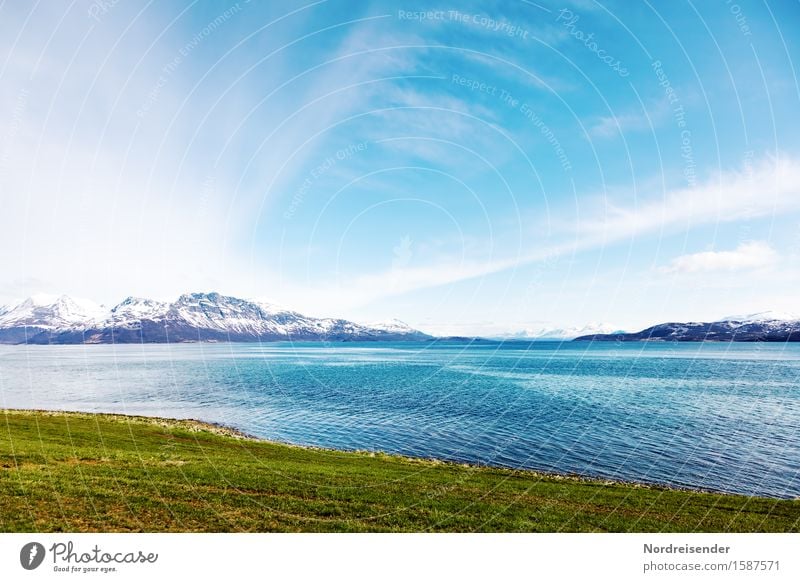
xmin=1 ymin=0 xmax=799 ymax=335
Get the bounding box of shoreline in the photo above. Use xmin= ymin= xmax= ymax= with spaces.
xmin=0 ymin=407 xmax=781 ymax=501
xmin=1 ymin=408 xmax=797 ymax=532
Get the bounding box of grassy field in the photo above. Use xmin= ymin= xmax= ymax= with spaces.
xmin=0 ymin=409 xmax=797 ymax=532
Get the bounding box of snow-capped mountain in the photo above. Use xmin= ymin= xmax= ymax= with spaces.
xmin=0 ymin=294 xmax=107 ymax=330
xmin=716 ymin=311 xmax=800 ymax=324
xmin=364 ymin=318 xmax=419 ymax=334
xmin=574 ymin=313 xmax=800 ymax=342
xmin=109 ymin=297 xmax=169 ymax=326
xmin=0 ymin=292 xmax=432 ymax=344
xmin=5 ymin=293 xmax=797 ymax=344
xmin=499 ymin=322 xmax=620 ymax=340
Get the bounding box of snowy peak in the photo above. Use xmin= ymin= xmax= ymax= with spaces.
xmin=575 ymin=312 xmax=800 ymax=342
xmin=174 ymin=291 xmax=228 ymax=306
xmin=254 ymin=300 xmax=298 ymax=317
xmin=0 ymin=294 xmax=106 ymax=330
xmin=168 ymin=292 xmax=279 ymax=333
xmin=499 ymin=322 xmax=619 ymax=340
xmin=112 ymin=296 xmax=169 ymax=315
xmin=0 ymin=291 xmax=432 ymax=344
xmin=717 ymin=311 xmax=800 ymax=323
xmin=365 ymin=318 xmax=416 ymax=333
xmin=109 ymin=297 xmax=169 ymax=327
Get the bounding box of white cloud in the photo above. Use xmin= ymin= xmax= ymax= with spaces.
xmin=588 ymin=100 xmax=669 ymax=138
xmin=0 ymin=7 xmax=429 ymax=306
xmin=271 ymin=240 xmax=576 ymax=316
xmin=287 ymin=154 xmax=800 ymax=310
xmin=660 ymin=241 xmax=778 ymax=274
xmin=581 ymin=154 xmax=800 ymax=238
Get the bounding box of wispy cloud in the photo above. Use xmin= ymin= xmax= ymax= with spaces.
xmin=589 ymin=100 xmax=671 ymax=138
xmin=456 ymin=49 xmax=575 ymax=93
xmin=660 ymin=241 xmax=778 ymax=274
xmin=277 ymin=240 xmax=575 ymax=314
xmin=287 ymin=153 xmax=800 ymax=311
xmin=4 ymin=1 xmax=799 ymax=331
xmin=581 ymin=154 xmax=800 ymax=237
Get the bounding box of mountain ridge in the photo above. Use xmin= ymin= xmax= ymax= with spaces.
xmin=574 ymin=313 xmax=800 ymax=342
xmin=0 ymin=292 xmax=432 ymax=344
xmin=3 ymin=293 xmax=799 ymax=344
xmin=491 ymin=322 xmax=621 ymax=341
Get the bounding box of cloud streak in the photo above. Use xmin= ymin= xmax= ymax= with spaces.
xmin=660 ymin=241 xmax=778 ymax=274
xmin=581 ymin=154 xmax=800 ymax=238
xmin=296 ymin=154 xmax=800 ymax=310
xmin=588 ymin=100 xmax=670 ymax=138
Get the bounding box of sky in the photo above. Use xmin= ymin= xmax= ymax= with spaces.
xmin=1 ymin=0 xmax=799 ymax=336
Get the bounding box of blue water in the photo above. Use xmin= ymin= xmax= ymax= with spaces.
xmin=0 ymin=341 xmax=798 ymax=498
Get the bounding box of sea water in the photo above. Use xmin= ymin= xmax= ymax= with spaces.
xmin=0 ymin=340 xmax=798 ymax=498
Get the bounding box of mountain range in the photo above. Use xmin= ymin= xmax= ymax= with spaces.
xmin=0 ymin=292 xmax=431 ymax=344
xmin=2 ymin=293 xmax=798 ymax=344
xmin=574 ymin=311 xmax=800 ymax=342
xmin=492 ymin=322 xmax=621 ymax=341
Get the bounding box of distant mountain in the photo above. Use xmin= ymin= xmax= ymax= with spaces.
xmin=365 ymin=318 xmax=423 ymax=335
xmin=574 ymin=312 xmax=800 ymax=342
xmin=0 ymin=294 xmax=107 ymax=329
xmin=0 ymin=292 xmax=432 ymax=344
xmin=497 ymin=322 xmax=620 ymax=341
xmin=6 ymin=294 xmax=796 ymax=344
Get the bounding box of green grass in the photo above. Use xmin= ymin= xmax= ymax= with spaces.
xmin=0 ymin=409 xmax=797 ymax=532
